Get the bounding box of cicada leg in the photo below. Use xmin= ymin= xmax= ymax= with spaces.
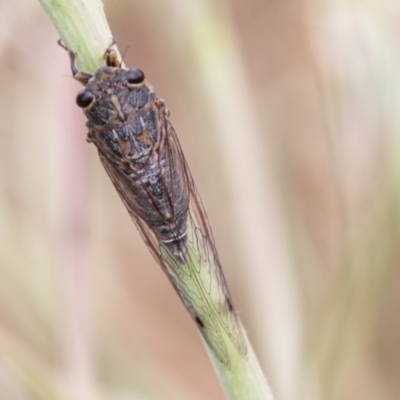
xmin=57 ymin=39 xmax=92 ymax=85
xmin=103 ymin=39 xmax=120 ymax=67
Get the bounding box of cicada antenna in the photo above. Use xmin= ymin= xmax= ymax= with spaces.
xmin=120 ymin=45 xmax=131 ymax=67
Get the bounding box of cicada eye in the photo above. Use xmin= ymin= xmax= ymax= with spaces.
xmin=126 ymin=68 xmax=145 ymax=85
xmin=76 ymin=90 xmax=95 ymax=108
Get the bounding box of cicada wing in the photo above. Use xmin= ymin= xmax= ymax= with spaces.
xmin=98 ymin=151 xmax=232 ymax=366
xmin=98 ymin=152 xmax=161 ymax=260
xmin=166 ymin=122 xmax=248 ymax=359
xmin=158 ymin=113 xmax=191 ymax=221
xmin=187 ymin=205 xmax=248 ymax=358
xmin=159 ymin=244 xmax=232 ymax=367
xmin=97 ymin=117 xmax=248 ymax=366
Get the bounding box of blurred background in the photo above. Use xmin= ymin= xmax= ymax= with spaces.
xmin=1 ymin=0 xmax=400 ymax=399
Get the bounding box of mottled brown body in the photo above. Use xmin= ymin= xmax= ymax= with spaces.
xmin=61 ymin=41 xmax=247 ymax=367
xmin=71 ymin=49 xmax=189 ymax=260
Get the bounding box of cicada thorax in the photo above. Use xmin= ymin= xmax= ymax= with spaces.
xmin=79 ymin=66 xmax=190 ymax=260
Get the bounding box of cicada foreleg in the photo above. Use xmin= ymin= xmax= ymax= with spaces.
xmin=103 ymin=39 xmax=120 ymax=67
xmin=57 ymin=40 xmax=92 ymax=85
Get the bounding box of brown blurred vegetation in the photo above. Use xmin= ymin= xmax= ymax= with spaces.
xmin=0 ymin=0 xmax=400 ymax=399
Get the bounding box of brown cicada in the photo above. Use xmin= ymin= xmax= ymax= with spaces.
xmin=61 ymin=41 xmax=247 ymax=368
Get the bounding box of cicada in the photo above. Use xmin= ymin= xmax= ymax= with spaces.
xmin=61 ymin=41 xmax=247 ymax=368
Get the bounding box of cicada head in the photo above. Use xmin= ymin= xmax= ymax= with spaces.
xmin=76 ymin=66 xmax=155 ymax=129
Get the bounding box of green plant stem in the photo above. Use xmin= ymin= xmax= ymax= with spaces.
xmin=38 ymin=1 xmax=276 ymax=399
xmin=38 ymin=0 xmax=114 ymax=74
xmin=162 ymin=220 xmax=275 ymax=400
